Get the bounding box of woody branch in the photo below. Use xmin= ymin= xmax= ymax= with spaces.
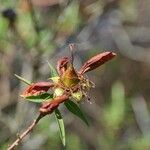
xmin=8 ymin=94 xmax=69 ymax=150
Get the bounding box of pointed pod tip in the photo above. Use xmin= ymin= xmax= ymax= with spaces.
xmin=111 ymin=52 xmax=117 ymax=56
xmin=98 ymin=51 xmax=117 ymax=60
xmin=103 ymin=51 xmax=117 ymax=57
xmin=108 ymin=51 xmax=117 ymax=59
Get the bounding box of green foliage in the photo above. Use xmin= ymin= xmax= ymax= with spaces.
xmin=25 ymin=93 xmax=53 ymax=103
xmin=46 ymin=62 xmax=90 ymax=146
xmin=15 ymin=74 xmax=31 ymax=85
xmin=37 ymin=115 xmax=61 ymax=149
xmin=48 ymin=63 xmax=66 ymax=146
xmin=55 ymin=109 xmax=65 ymax=146
xmin=65 ymin=100 xmax=89 ymax=126
xmin=47 ymin=61 xmax=58 ymax=77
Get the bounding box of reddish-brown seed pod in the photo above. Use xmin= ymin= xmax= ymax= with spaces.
xmin=57 ymin=57 xmax=70 ymax=75
xmin=79 ymin=52 xmax=116 ymax=74
xmin=39 ymin=94 xmax=69 ymax=115
xmin=21 ymin=82 xmax=54 ymax=98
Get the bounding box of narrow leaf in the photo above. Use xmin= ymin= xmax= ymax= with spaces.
xmin=25 ymin=93 xmax=53 ymax=103
xmin=64 ymin=100 xmax=89 ymax=126
xmin=15 ymin=74 xmax=31 ymax=85
xmin=47 ymin=61 xmax=58 ymax=77
xmin=55 ymin=109 xmax=66 ymax=146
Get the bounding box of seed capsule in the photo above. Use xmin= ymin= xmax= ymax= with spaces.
xmin=61 ymin=65 xmax=80 ymax=87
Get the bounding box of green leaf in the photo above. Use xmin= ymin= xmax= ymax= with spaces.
xmin=55 ymin=109 xmax=66 ymax=146
xmin=47 ymin=61 xmax=58 ymax=77
xmin=15 ymin=74 xmax=31 ymax=85
xmin=25 ymin=93 xmax=53 ymax=103
xmin=64 ymin=100 xmax=89 ymax=126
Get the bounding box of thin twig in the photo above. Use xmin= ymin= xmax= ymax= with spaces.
xmin=8 ymin=113 xmax=44 ymax=150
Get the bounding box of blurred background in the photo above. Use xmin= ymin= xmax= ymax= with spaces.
xmin=0 ymin=0 xmax=150 ymax=149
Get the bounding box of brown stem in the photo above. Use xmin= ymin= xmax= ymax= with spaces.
xmin=8 ymin=113 xmax=45 ymax=150
xmin=8 ymin=94 xmax=70 ymax=150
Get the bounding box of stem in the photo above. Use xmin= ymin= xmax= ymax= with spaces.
xmin=8 ymin=94 xmax=70 ymax=149
xmin=8 ymin=113 xmax=44 ymax=150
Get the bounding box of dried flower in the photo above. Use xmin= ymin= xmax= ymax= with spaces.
xmin=21 ymin=45 xmax=116 ymax=114
xmin=21 ymin=82 xmax=54 ymax=98
xmin=9 ymin=45 xmax=116 ymax=150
